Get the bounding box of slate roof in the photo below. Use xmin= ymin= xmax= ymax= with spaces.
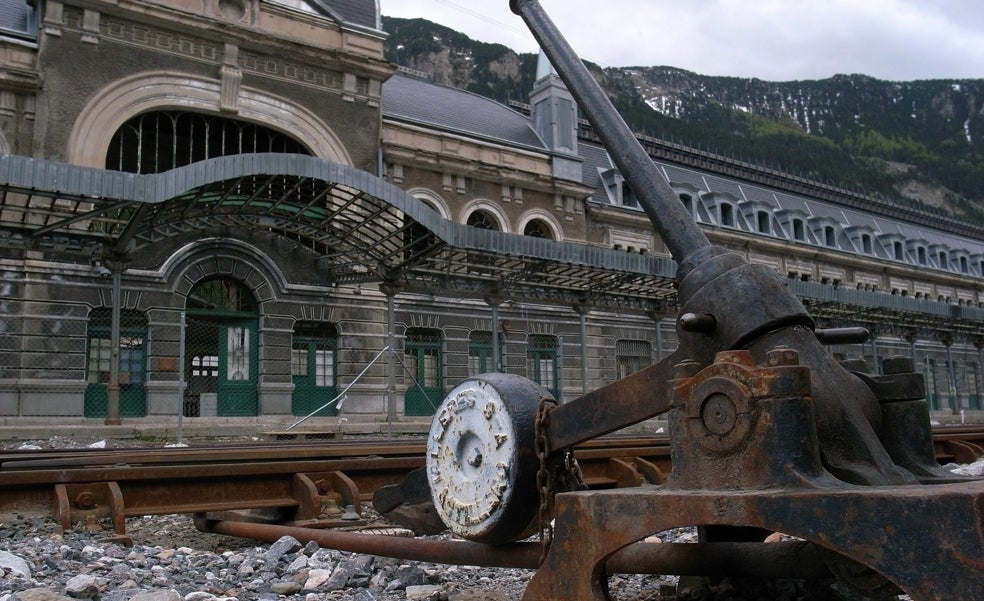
xmin=319 ymin=0 xmax=378 ymax=30
xmin=382 ymin=73 xmax=546 ymax=151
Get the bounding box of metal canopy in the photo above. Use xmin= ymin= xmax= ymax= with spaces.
xmin=0 ymin=153 xmax=980 ymax=339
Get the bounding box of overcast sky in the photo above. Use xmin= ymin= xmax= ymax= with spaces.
xmin=380 ymin=0 xmax=984 ymax=82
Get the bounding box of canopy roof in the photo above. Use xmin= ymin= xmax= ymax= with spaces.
xmin=0 ymin=153 xmax=980 ymax=340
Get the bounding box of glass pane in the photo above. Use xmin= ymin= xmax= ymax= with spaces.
xmin=227 ymin=327 xmax=249 ymax=380
xmin=538 ymin=358 xmax=555 ymax=388
xmin=291 ymin=348 xmax=307 ymax=376
xmin=87 ymin=338 xmax=111 ymax=383
xmin=405 ymin=352 xmax=419 ymax=384
xmin=468 ymin=354 xmax=482 ymax=376
xmin=423 ymin=353 xmax=438 ymax=387
xmin=315 ymin=349 xmax=334 ymax=387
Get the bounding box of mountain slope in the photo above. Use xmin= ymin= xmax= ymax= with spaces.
xmin=381 ymin=16 xmax=984 ymax=224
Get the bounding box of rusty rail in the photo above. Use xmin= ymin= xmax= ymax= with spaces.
xmin=196 ymin=515 xmax=833 ymax=579
xmin=0 ymin=429 xmax=978 ymax=542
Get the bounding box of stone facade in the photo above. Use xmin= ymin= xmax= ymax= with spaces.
xmin=0 ymin=0 xmax=981 ymax=428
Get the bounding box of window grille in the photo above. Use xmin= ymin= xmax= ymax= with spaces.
xmin=106 ymin=110 xmax=309 ymax=174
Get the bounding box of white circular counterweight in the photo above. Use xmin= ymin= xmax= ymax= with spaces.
xmin=426 ymin=373 xmax=547 ymax=544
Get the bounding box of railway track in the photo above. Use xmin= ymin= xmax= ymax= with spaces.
xmin=0 ymin=426 xmax=981 ymax=543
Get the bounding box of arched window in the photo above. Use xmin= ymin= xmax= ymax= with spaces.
xmin=467 ymin=210 xmax=500 ymax=231
xmin=523 ymin=219 xmax=553 ymax=240
xmin=187 ymin=277 xmax=257 ymax=312
xmin=106 ymin=110 xmax=309 ymax=174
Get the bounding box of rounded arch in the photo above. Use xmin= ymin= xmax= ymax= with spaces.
xmin=517 ymin=209 xmax=564 ymax=241
xmin=67 ymin=72 xmax=353 ymax=167
xmin=461 ymin=199 xmax=511 ymax=233
xmin=407 ymin=187 xmax=451 ymax=221
xmin=161 ymin=238 xmax=289 ymax=306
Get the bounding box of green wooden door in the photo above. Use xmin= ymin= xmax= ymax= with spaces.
xmin=404 ymin=329 xmax=443 ymax=416
xmin=292 ymin=337 xmax=339 ymax=416
xmin=216 ymin=319 xmax=258 ymax=416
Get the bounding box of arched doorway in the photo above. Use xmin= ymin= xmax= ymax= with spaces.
xmin=184 ymin=277 xmax=259 ymax=417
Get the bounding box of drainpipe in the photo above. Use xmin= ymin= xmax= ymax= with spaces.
xmin=380 ymin=282 xmax=401 ymax=424
xmin=105 ymin=256 xmax=127 ymax=426
xmin=485 ymin=291 xmax=502 ymax=372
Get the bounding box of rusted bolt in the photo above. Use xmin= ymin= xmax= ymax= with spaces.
xmin=714 ymin=350 xmax=753 ymax=366
xmin=341 ymin=504 xmax=360 ymax=521
xmin=75 ymin=491 xmax=97 ymax=510
xmin=673 ymin=360 xmax=702 ymax=380
xmin=767 ymin=346 xmax=799 ymax=367
xmin=882 ymin=355 xmax=914 ymax=375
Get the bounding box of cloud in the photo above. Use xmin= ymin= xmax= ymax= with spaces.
xmin=381 ymin=0 xmax=984 ymax=81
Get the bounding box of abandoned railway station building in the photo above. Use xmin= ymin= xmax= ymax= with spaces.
xmin=1 ymin=0 xmax=982 ymax=430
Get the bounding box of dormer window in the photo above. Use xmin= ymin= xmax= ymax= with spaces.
xmin=792 ymin=219 xmax=805 ymax=241
xmin=720 ymin=203 xmax=735 ymax=227
xmin=971 ymin=254 xmax=984 ymax=276
xmin=621 ymin=182 xmax=638 ymax=208
xmin=917 ymin=247 xmax=927 ymax=265
xmin=757 ymin=211 xmax=771 ymax=235
xmin=808 ymin=216 xmax=840 ymax=249
xmin=929 ymin=244 xmax=950 ymax=271
xmin=879 ymin=233 xmax=907 ymax=263
xmin=775 ymin=209 xmax=811 ymax=244
xmin=845 ymin=225 xmax=878 ymax=256
xmin=700 ymin=192 xmax=742 ymax=230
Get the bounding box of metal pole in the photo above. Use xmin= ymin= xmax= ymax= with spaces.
xmin=381 ymin=284 xmax=398 ymax=424
xmin=946 ymin=342 xmax=959 ymax=413
xmin=105 ymin=267 xmax=122 ymax=426
xmin=491 ymin=302 xmax=501 ymax=372
xmin=177 ymin=311 xmax=186 ymax=445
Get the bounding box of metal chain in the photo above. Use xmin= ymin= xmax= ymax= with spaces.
xmin=534 ymin=396 xmax=587 ymax=566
